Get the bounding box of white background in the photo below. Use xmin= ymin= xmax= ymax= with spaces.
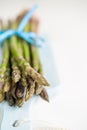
xmin=0 ymin=0 xmax=87 ymax=130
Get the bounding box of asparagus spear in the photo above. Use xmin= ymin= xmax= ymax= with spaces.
xmin=30 ymin=16 xmax=49 ymax=102
xmin=29 ymin=16 xmax=44 ymax=95
xmin=30 ymin=43 xmax=43 ymax=95
xmin=2 ymin=21 xmax=11 ymax=93
xmin=21 ymin=22 xmax=35 ymax=101
xmin=16 ymin=39 xmax=28 ymax=98
xmin=0 ymin=20 xmax=9 ymax=102
xmin=0 ymin=40 xmax=9 ymax=90
xmin=39 ymin=63 xmax=49 ymax=102
xmin=22 ymin=23 xmax=31 ymax=63
xmin=8 ymin=21 xmax=27 ymax=101
xmin=16 ymin=13 xmax=35 ymax=102
xmin=8 ymin=20 xmax=21 ymax=84
xmin=29 ymin=16 xmax=44 ymax=94
xmin=15 ymin=32 xmax=27 ymax=103
xmin=16 ymin=13 xmax=36 ymax=101
xmin=36 ymin=62 xmax=49 ymax=102
xmin=7 ymin=21 xmax=22 ymax=102
xmin=15 ymin=39 xmax=28 ymax=98
xmin=35 ymin=62 xmax=49 ymax=102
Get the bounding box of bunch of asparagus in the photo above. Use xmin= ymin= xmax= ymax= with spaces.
xmin=0 ymin=10 xmax=49 ymax=107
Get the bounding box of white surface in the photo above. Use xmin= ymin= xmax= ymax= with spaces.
xmin=0 ymin=0 xmax=87 ymax=130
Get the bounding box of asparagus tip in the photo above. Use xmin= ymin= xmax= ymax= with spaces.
xmin=40 ymin=88 xmax=49 ymax=102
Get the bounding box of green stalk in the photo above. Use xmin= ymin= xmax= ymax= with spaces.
xmin=23 ymin=23 xmax=35 ymax=101
xmin=16 ymin=39 xmax=28 ymax=88
xmin=22 ymin=41 xmax=30 ymax=62
xmin=0 ymin=41 xmax=9 ymax=90
xmin=29 ymin=17 xmax=44 ymax=94
xmin=30 ymin=17 xmax=49 ymax=102
xmin=35 ymin=63 xmax=49 ymax=102
xmin=0 ymin=20 xmax=9 ymax=102
xmin=8 ymin=21 xmax=27 ymax=100
xmin=22 ymin=24 xmax=31 ymax=63
xmin=17 ymin=38 xmax=28 ymax=88
xmin=2 ymin=23 xmax=11 ymax=93
xmin=8 ymin=21 xmax=21 ymax=84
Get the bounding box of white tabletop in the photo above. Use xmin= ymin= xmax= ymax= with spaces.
xmin=0 ymin=0 xmax=87 ymax=130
